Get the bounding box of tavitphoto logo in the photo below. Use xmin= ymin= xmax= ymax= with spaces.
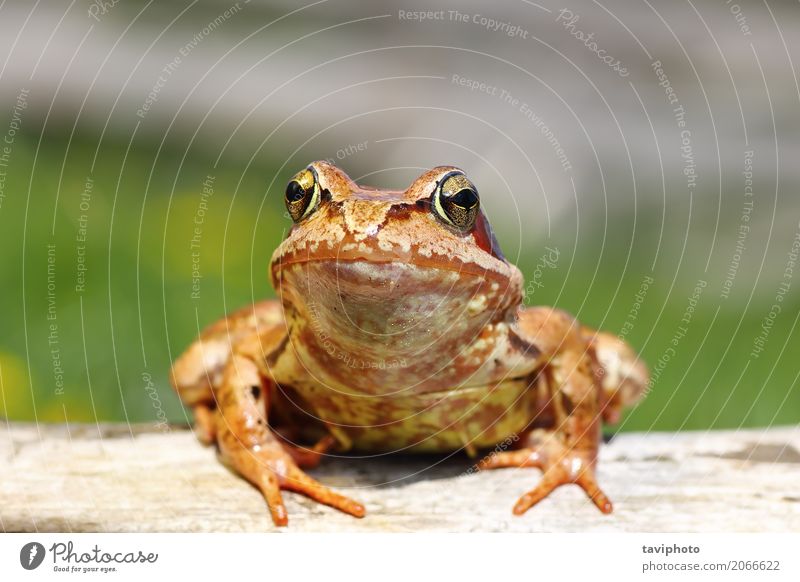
xmin=19 ymin=542 xmax=46 ymax=570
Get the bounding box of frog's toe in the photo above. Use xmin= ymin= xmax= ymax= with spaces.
xmin=220 ymin=427 xmax=364 ymax=526
xmin=253 ymin=462 xmax=364 ymax=526
xmin=511 ymin=456 xmax=613 ymax=515
xmin=237 ymin=448 xmax=365 ymax=526
xmin=283 ymin=466 xmax=366 ymax=519
xmin=256 ymin=471 xmax=290 ymax=527
xmin=479 ymin=437 xmax=613 ymax=515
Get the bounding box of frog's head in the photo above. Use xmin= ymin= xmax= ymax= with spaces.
xmin=269 ymin=161 xmax=523 ymax=384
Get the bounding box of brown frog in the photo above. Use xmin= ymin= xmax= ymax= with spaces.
xmin=171 ymin=161 xmax=648 ymax=526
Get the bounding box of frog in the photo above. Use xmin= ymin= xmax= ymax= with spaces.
xmin=170 ymin=161 xmax=649 ymax=527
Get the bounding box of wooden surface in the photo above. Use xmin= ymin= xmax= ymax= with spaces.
xmin=1 ymin=422 xmax=799 ymax=532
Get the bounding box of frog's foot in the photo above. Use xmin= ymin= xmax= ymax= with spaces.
xmin=222 ymin=436 xmax=365 ymax=527
xmin=215 ymin=352 xmax=364 ymax=527
xmin=478 ymin=431 xmax=612 ymax=515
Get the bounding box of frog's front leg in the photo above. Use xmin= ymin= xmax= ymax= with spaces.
xmin=480 ymin=307 xmax=613 ymax=514
xmin=170 ymin=300 xmax=285 ymax=445
xmin=213 ymin=330 xmax=365 ymax=526
xmin=171 ymin=302 xmax=364 ymax=526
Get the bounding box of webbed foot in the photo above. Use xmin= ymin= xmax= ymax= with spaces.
xmin=223 ymin=436 xmax=365 ymax=526
xmin=478 ymin=430 xmax=612 ymax=515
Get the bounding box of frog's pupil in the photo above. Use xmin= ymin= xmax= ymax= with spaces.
xmin=450 ymin=188 xmax=478 ymax=209
xmin=286 ymin=180 xmax=306 ymax=202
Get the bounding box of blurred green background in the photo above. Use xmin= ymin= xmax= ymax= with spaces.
xmin=0 ymin=0 xmax=798 ymax=432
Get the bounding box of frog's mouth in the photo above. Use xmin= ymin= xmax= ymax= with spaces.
xmin=272 ymin=251 xmax=516 ymax=286
xmin=274 ymin=255 xmax=520 ymax=310
xmin=270 ymin=205 xmax=514 ymax=286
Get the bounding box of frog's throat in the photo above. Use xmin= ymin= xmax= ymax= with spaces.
xmin=270 ymin=259 xmax=527 ymax=394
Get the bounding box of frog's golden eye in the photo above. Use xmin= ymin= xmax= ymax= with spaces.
xmin=285 ymin=168 xmax=320 ymax=222
xmin=431 ymin=172 xmax=479 ymax=231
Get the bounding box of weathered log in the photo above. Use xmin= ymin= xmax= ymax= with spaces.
xmin=1 ymin=423 xmax=798 ymax=532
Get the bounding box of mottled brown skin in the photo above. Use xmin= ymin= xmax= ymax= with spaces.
xmin=170 ymin=161 xmax=649 ymax=526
